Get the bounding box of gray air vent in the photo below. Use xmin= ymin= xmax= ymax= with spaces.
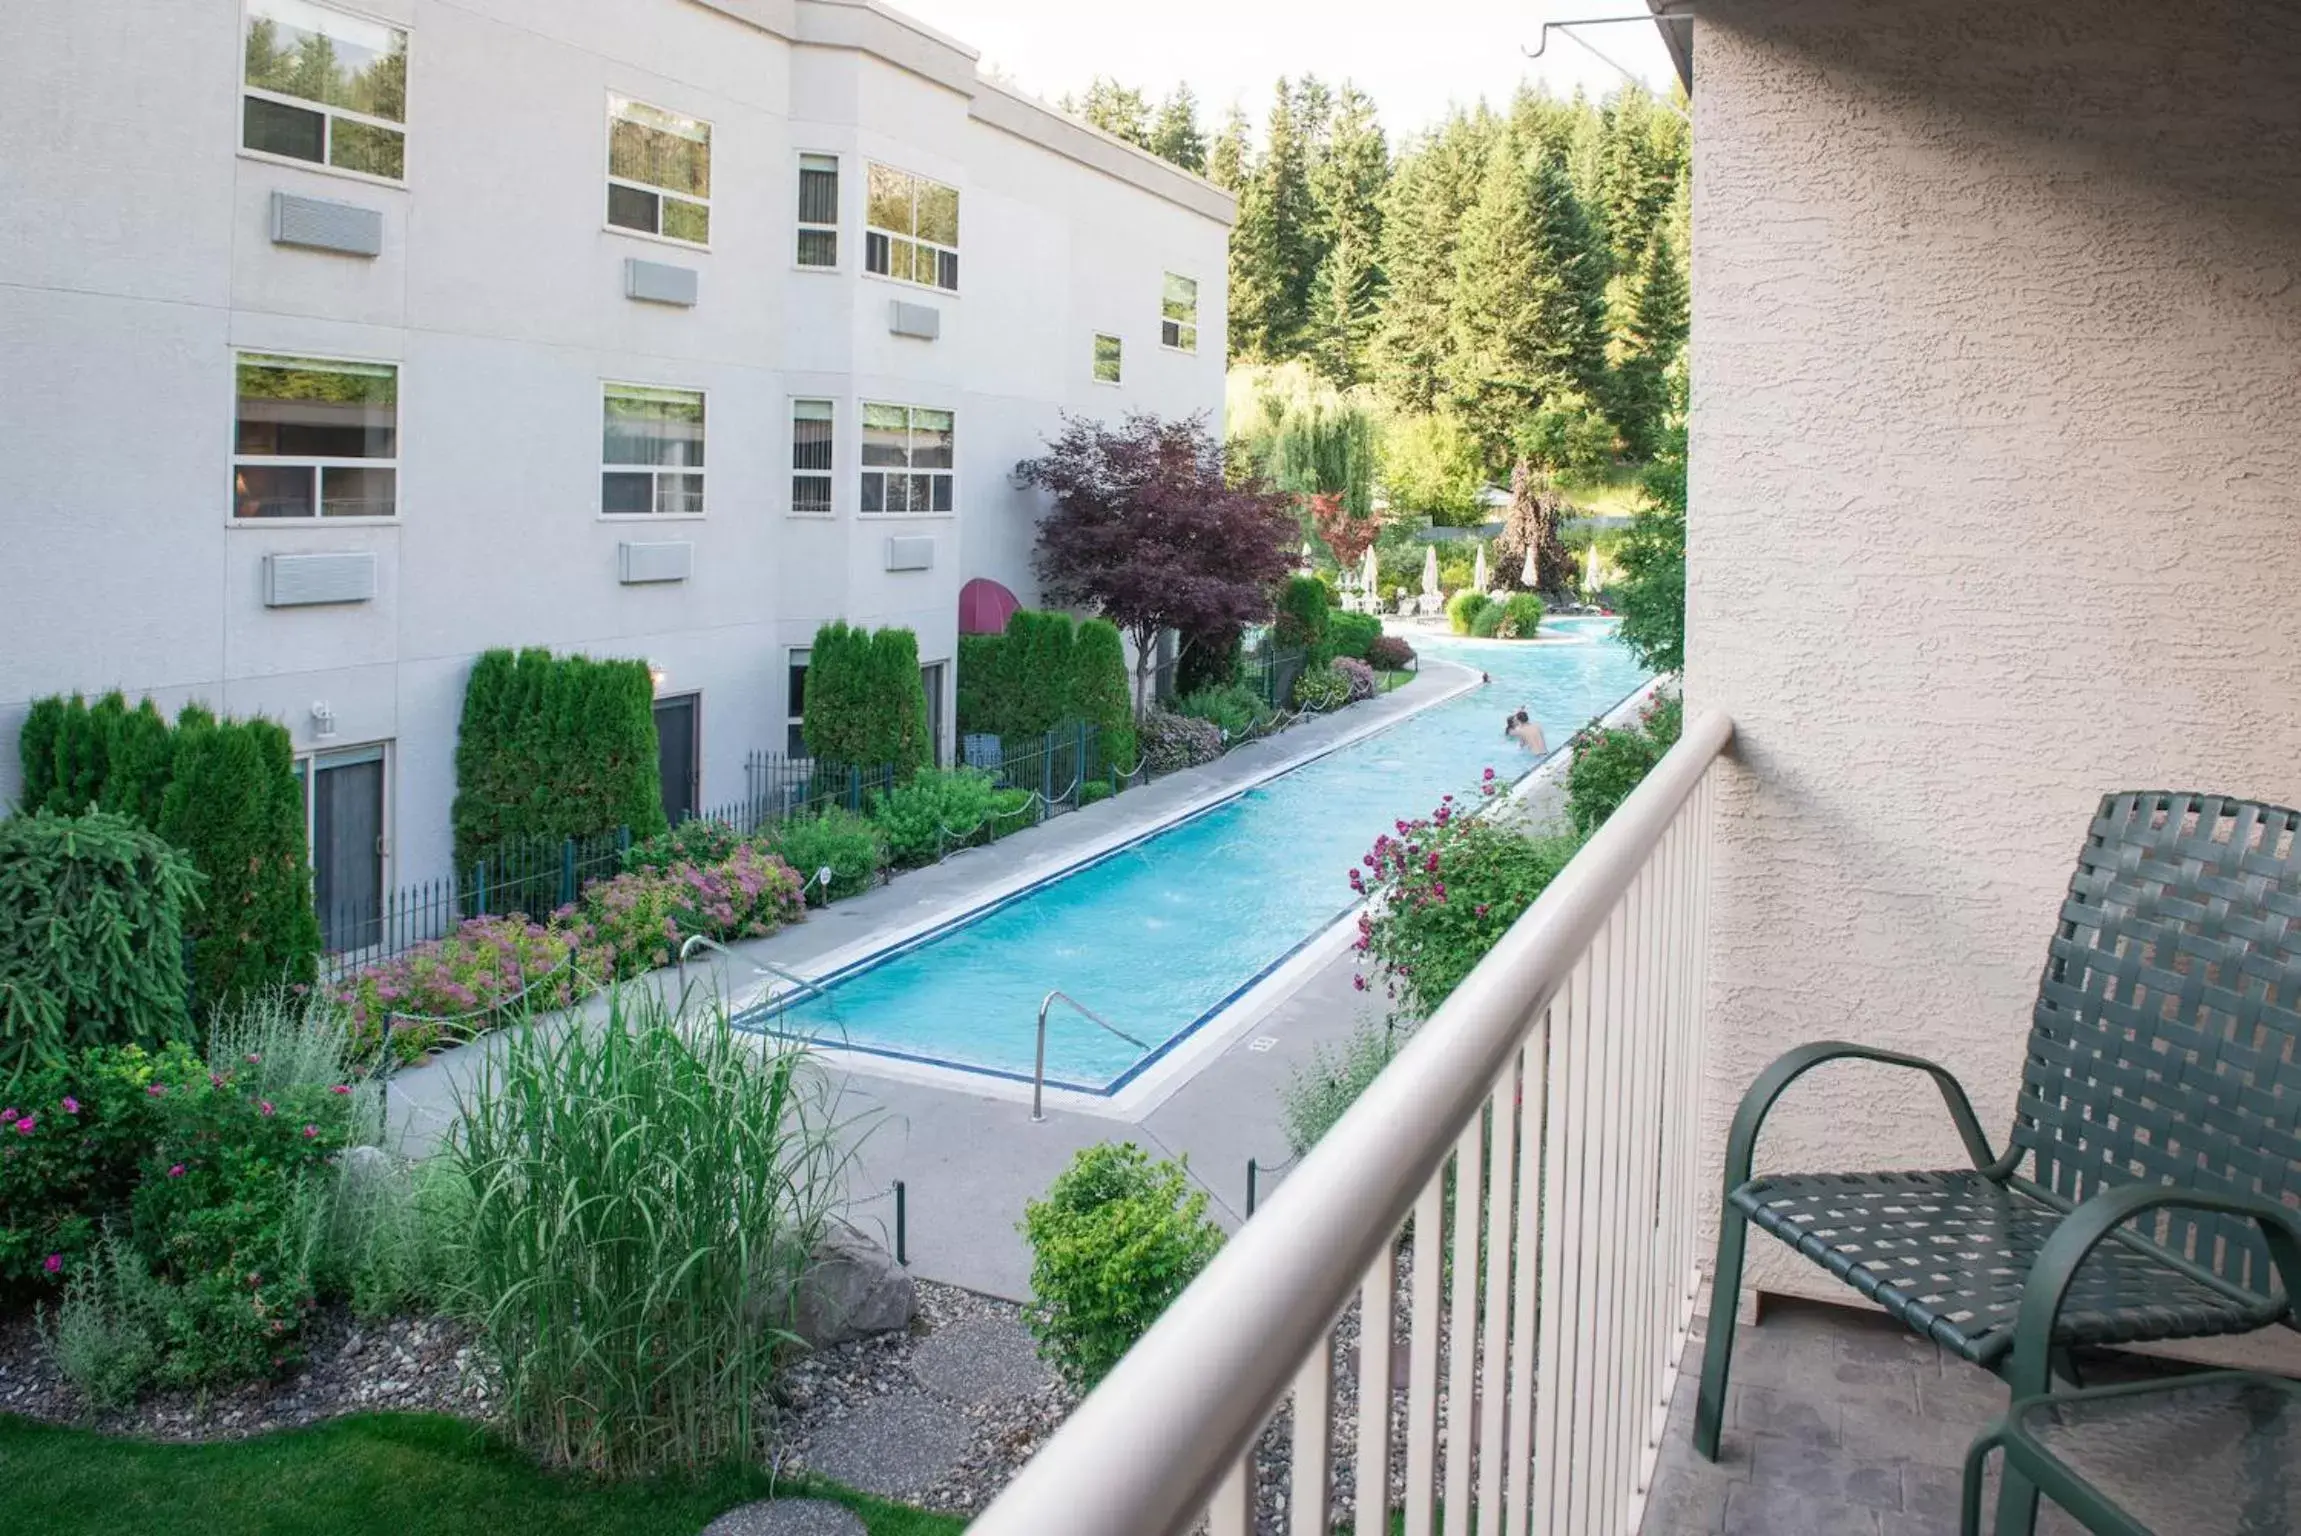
xmin=888 ymin=300 xmax=941 ymax=340
xmin=269 ymin=191 xmax=384 ymax=257
xmin=619 ymin=541 xmax=694 ymax=584
xmin=885 ymin=536 xmax=935 ymax=572
xmin=263 ymin=552 xmax=376 ymax=607
xmin=625 ymin=258 xmax=699 ymax=307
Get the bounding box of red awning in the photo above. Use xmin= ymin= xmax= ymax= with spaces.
xmin=958 ymin=577 xmax=1020 ymax=635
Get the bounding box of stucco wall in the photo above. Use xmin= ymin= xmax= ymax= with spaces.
xmin=1688 ymin=0 xmax=2301 ymax=1310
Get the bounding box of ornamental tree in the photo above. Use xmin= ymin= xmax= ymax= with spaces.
xmin=1309 ymin=491 xmax=1379 ymax=570
xmin=1021 ymin=413 xmax=1297 ymax=714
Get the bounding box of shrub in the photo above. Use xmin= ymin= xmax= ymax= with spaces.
xmin=1366 ymin=634 xmax=1417 ymax=671
xmin=1496 ymin=592 xmax=1546 ymax=639
xmin=764 ymin=808 xmax=886 ymax=904
xmin=1079 ymin=780 xmax=1115 ymax=807
xmin=161 ymin=709 xmax=323 ymax=1012
xmin=1072 ymin=619 xmax=1135 ymax=772
xmin=1002 ymin=611 xmax=1077 ymax=737
xmin=335 ymin=917 xmax=584 ymax=1062
xmin=985 ymin=787 xmax=1040 ymax=841
xmin=1021 ymin=1142 xmax=1223 ymax=1391
xmin=18 ymin=693 xmax=174 ymax=825
xmin=1174 ymin=625 xmax=1243 ymax=696
xmin=1564 ymin=689 xmax=1681 ymax=835
xmin=954 ymin=633 xmax=1010 ymax=737
xmin=1274 ymin=574 xmax=1331 ymax=660
xmin=1326 ymin=610 xmax=1383 ymax=662
xmin=622 ymin=818 xmax=743 ymax=875
xmin=323 ymin=1153 xmax=471 ymax=1321
xmin=1333 ymin=657 xmax=1379 ymax=703
xmin=867 ymin=626 xmax=934 ymax=777
xmin=450 ymin=991 xmax=842 ymax=1476
xmin=43 ymin=1242 xmax=162 ymax=1409
xmin=0 ymin=811 xmax=201 ymax=1079
xmin=1352 ymin=792 xmax=1585 ymax=1021
xmin=451 ymin=648 xmax=667 ymax=871
xmin=1447 ymin=590 xmax=1494 ymax=635
xmin=1292 ymin=664 xmax=1352 ymax=712
xmin=869 ymin=767 xmax=1000 ymax=867
xmin=1468 ymin=602 xmax=1507 ymax=638
xmin=1140 ymin=710 xmax=1223 ymax=773
xmin=1175 ymin=683 xmax=1265 ymax=739
xmin=1281 ymin=1022 xmax=1400 ymax=1157
xmin=0 ymin=1042 xmax=204 ymax=1291
xmin=802 ymin=624 xmax=932 ymax=776
xmin=569 ymin=849 xmax=804 ymax=984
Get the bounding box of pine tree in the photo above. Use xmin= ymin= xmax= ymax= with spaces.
xmin=1443 ymin=137 xmax=1609 ymax=464
xmin=1063 ymin=77 xmax=1151 ymax=149
xmin=1597 ymin=84 xmax=1688 ymax=274
xmin=1368 ymin=109 xmax=1489 ymax=412
xmin=1306 ymin=83 xmax=1388 ymax=384
xmin=1148 ymin=85 xmax=1207 ymax=173
xmin=1229 ymin=80 xmax=1317 ymax=361
xmin=1612 ymin=227 xmax=1689 ymax=457
xmin=1206 ymin=107 xmax=1250 ymax=192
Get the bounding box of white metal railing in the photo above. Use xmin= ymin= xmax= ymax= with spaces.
xmin=970 ymin=707 xmax=1732 ymax=1536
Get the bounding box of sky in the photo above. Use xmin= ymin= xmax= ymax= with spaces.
xmin=887 ymin=1 xmax=1682 ymax=141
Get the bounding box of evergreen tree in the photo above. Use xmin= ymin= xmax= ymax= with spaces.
xmin=1306 ymin=83 xmax=1388 ymax=384
xmin=1206 ymin=107 xmax=1250 ymax=192
xmin=1062 ymin=77 xmax=1152 ymax=149
xmin=1148 ymin=85 xmax=1207 ymax=173
xmin=1612 ymin=228 xmax=1690 ymax=457
xmin=1613 ymin=363 xmax=1688 ymax=673
xmin=1369 ymin=110 xmax=1489 ymax=412
xmin=1597 ymin=84 xmax=1688 ymax=274
xmin=1442 ymin=138 xmax=1610 ymax=467
xmin=1228 ymin=81 xmax=1319 ymax=361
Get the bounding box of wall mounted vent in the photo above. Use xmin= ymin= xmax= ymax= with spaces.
xmin=619 ymin=541 xmax=694 ymax=584
xmin=263 ymin=552 xmax=376 ymax=607
xmin=625 ymin=258 xmax=699 ymax=306
xmin=269 ymin=191 xmax=383 ymax=257
xmin=885 ymin=536 xmax=935 ymax=572
xmin=888 ymin=300 xmax=941 ymax=340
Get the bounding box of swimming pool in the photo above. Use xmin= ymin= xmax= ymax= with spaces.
xmin=749 ymin=623 xmax=1652 ymax=1091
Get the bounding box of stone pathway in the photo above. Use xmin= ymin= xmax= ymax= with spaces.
xmin=701 ymin=1501 xmax=866 ymax=1536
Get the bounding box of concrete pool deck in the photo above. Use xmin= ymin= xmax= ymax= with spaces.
xmin=378 ymin=655 xmax=1657 ymax=1299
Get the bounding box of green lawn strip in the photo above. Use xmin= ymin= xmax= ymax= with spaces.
xmin=0 ymin=1411 xmax=965 ymax=1536
xmin=1555 ymin=464 xmax=1644 ymax=520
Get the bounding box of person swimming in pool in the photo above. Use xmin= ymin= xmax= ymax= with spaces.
xmin=1504 ymin=709 xmax=1547 ymax=755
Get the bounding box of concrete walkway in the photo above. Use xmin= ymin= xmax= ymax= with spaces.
xmin=379 ymin=660 xmax=1649 ymax=1300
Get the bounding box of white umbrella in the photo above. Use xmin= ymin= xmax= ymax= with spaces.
xmin=1360 ymin=544 xmax=1379 ymax=595
xmin=1300 ymin=540 xmax=1314 ymax=572
xmin=1420 ymin=545 xmax=1440 ymax=596
xmin=1523 ymin=545 xmax=1539 ymax=588
xmin=1472 ymin=545 xmax=1488 ymax=595
xmin=1585 ymin=542 xmax=1601 ymax=593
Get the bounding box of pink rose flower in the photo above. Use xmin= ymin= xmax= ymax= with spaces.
xmin=60 ymin=1096 xmax=80 ymax=1114
xmin=44 ymin=1254 xmax=62 ymax=1275
xmin=168 ymin=1163 xmax=186 ymax=1178
xmin=258 ymin=1100 xmax=276 ymax=1117
xmin=146 ymin=1084 xmax=167 ymax=1098
xmin=329 ymin=1084 xmax=352 ymax=1095
xmin=13 ymin=1116 xmax=34 ymax=1135
xmin=303 ymin=1124 xmax=319 ymax=1139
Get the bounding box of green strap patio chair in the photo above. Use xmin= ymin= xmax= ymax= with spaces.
xmin=1691 ymin=791 xmax=2301 ymax=1535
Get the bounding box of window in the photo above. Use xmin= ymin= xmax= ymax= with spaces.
xmin=241 ymin=0 xmax=407 ymax=180
xmin=863 ymin=163 xmax=958 ymax=291
xmin=786 ymin=650 xmax=809 ymax=757
xmin=860 ymin=403 xmax=954 ymax=514
xmin=602 ymin=384 xmax=705 ymax=515
xmin=1161 ymin=273 xmax=1199 ymax=352
xmin=791 ymin=399 xmax=834 ymax=514
xmin=1092 ymin=333 xmax=1123 ymax=384
xmin=796 ymin=153 xmax=839 ymax=267
xmin=606 ymin=96 xmax=710 ymax=244
xmin=233 ymin=353 xmax=398 ymax=519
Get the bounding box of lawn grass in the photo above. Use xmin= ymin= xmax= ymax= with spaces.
xmin=1380 ymin=667 xmax=1415 ymax=692
xmin=0 ymin=1411 xmax=967 ymax=1536
xmin=1555 ymin=464 xmax=1645 ymax=520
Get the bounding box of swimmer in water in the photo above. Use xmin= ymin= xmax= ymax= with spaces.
xmin=1505 ymin=709 xmax=1547 ymax=755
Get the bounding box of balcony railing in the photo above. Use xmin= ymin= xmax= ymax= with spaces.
xmin=971 ymin=708 xmax=1734 ymax=1536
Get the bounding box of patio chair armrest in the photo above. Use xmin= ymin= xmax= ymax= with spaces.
xmin=2004 ymin=1184 xmax=2301 ymax=1397
xmin=1722 ymin=1041 xmax=2005 ymax=1195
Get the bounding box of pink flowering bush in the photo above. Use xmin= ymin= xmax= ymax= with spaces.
xmin=1140 ymin=708 xmax=1223 ymax=772
xmin=1350 ymin=776 xmax=1585 ymax=1021
xmin=335 ymin=917 xmax=584 ymax=1063
xmin=1333 ymin=657 xmax=1379 ymax=703
xmin=564 ymin=845 xmax=806 ymax=982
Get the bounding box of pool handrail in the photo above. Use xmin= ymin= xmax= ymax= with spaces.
xmin=675 ymin=933 xmax=835 ymax=1016
xmin=1034 ymin=989 xmax=1150 ymax=1122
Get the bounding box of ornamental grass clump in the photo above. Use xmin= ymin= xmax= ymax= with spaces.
xmin=448 ymin=989 xmax=845 ymax=1478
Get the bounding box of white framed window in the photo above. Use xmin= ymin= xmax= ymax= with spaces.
xmin=602 ymin=383 xmax=705 ymax=516
xmin=232 ymin=352 xmax=398 ymax=520
xmin=860 ymin=403 xmax=954 ymax=515
xmin=606 ymin=95 xmax=710 ymax=245
xmin=1161 ymin=273 xmax=1199 ymax=353
xmin=796 ymin=153 xmax=839 ymax=268
xmin=241 ymin=0 xmax=407 ymax=182
xmin=863 ymin=163 xmax=958 ymax=292
xmin=785 ymin=648 xmax=810 ymax=757
xmin=791 ymin=399 xmax=835 ymax=515
xmin=1092 ymin=333 xmax=1123 ymax=384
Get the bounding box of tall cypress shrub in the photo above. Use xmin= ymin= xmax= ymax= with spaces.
xmin=801 ymin=622 xmax=871 ymax=767
xmin=956 ymin=634 xmax=1009 ymax=737
xmin=97 ymin=698 xmax=175 ymax=827
xmin=1073 ymin=620 xmax=1136 ymax=773
xmin=1003 ymin=611 xmax=1077 ymax=738
xmin=159 ymin=709 xmax=321 ymax=1013
xmin=451 ymin=647 xmax=667 ymax=870
xmin=869 ymin=627 xmax=932 ymax=777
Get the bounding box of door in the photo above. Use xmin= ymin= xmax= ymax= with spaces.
xmin=310 ymin=747 xmax=386 ymax=954
xmin=920 ymin=662 xmax=946 ymax=768
xmin=654 ymin=693 xmax=700 ymax=825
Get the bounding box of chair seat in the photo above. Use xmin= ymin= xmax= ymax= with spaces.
xmin=1729 ymin=1170 xmax=2286 ymax=1368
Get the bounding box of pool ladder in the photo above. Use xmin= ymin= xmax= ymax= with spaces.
xmin=676 ymin=933 xmax=835 ymax=1020
xmin=1033 ymin=990 xmax=1148 ymax=1123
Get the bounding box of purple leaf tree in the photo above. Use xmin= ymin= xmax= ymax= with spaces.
xmin=1020 ymin=413 xmax=1298 ymax=714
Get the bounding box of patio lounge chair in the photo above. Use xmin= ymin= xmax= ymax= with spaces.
xmin=1693 ymin=792 xmax=2301 ymax=1531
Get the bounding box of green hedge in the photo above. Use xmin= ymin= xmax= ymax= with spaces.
xmin=800 ymin=624 xmax=930 ymax=778
xmin=1497 ymin=592 xmax=1546 ymax=638
xmin=955 ymin=634 xmax=1009 ymax=737
xmin=1002 ymin=611 xmax=1076 ymax=738
xmin=1072 ymin=619 xmax=1135 ymax=773
xmin=1325 ymin=610 xmax=1382 ymax=662
xmin=0 ymin=811 xmax=200 ymax=1078
xmin=452 ymin=649 xmax=667 ymax=871
xmin=19 ymin=693 xmax=174 ymax=825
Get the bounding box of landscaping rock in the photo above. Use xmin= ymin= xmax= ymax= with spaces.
xmin=793 ymin=1219 xmax=915 ymax=1347
xmin=699 ymin=1499 xmax=866 ymax=1536
xmin=797 ymin=1389 xmax=972 ymax=1500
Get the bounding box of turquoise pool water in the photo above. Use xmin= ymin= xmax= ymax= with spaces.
xmin=753 ymin=625 xmax=1652 ymax=1090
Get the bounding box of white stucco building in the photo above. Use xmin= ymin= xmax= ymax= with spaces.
xmin=0 ymin=0 xmax=1232 ymax=935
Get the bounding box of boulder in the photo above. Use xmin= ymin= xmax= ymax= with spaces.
xmin=792 ymin=1219 xmax=914 ymax=1347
